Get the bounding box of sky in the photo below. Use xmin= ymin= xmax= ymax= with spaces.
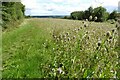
xmin=21 ymin=0 xmax=120 ymax=16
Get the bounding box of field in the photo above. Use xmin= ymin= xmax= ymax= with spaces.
xmin=2 ymin=18 xmax=119 ymax=78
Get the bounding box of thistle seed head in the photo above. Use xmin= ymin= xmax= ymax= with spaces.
xmin=97 ymin=40 xmax=101 ymax=46
xmin=73 ymin=36 xmax=76 ymax=39
xmin=106 ymin=31 xmax=111 ymax=37
xmin=89 ymin=16 xmax=93 ymax=21
xmin=94 ymin=16 xmax=98 ymax=21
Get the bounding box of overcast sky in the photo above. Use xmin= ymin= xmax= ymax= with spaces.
xmin=21 ymin=0 xmax=120 ymax=16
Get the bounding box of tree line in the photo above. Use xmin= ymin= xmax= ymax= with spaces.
xmin=64 ymin=6 xmax=119 ymax=22
xmin=2 ymin=2 xmax=25 ymax=30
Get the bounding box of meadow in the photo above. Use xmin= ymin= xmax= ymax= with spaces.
xmin=2 ymin=18 xmax=119 ymax=78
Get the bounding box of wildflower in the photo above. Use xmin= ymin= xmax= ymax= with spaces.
xmin=66 ymin=32 xmax=69 ymax=36
xmin=82 ymin=21 xmax=85 ymax=24
xmin=73 ymin=36 xmax=76 ymax=39
xmin=74 ymin=29 xmax=77 ymax=31
xmin=57 ymin=67 xmax=63 ymax=74
xmin=84 ymin=23 xmax=88 ymax=27
xmin=87 ymin=36 xmax=90 ymax=40
xmin=117 ymin=26 xmax=119 ymax=30
xmin=115 ymin=24 xmax=118 ymax=28
xmin=57 ymin=38 xmax=59 ymax=41
xmin=94 ymin=16 xmax=97 ymax=21
xmin=106 ymin=31 xmax=111 ymax=37
xmin=109 ymin=36 xmax=112 ymax=40
xmin=97 ymin=40 xmax=101 ymax=46
xmin=59 ymin=63 xmax=63 ymax=67
xmin=112 ymin=29 xmax=115 ymax=33
xmin=53 ymin=48 xmax=55 ymax=51
xmin=80 ymin=27 xmax=82 ymax=29
xmin=89 ymin=16 xmax=93 ymax=21
xmin=68 ymin=37 xmax=70 ymax=41
xmin=54 ymin=36 xmax=57 ymax=39
xmin=86 ymin=31 xmax=89 ymax=34
xmin=63 ymin=34 xmax=66 ymax=38
xmin=64 ymin=40 xmax=67 ymax=42
xmin=86 ymin=19 xmax=88 ymax=21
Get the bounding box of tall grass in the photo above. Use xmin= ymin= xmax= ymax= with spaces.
xmin=2 ymin=18 xmax=119 ymax=78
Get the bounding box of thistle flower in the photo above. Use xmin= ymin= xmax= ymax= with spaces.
xmin=86 ymin=19 xmax=88 ymax=21
xmin=82 ymin=21 xmax=85 ymax=24
xmin=63 ymin=34 xmax=66 ymax=38
xmin=57 ymin=67 xmax=63 ymax=74
xmin=64 ymin=40 xmax=67 ymax=42
xmin=73 ymin=36 xmax=76 ymax=39
xmin=80 ymin=27 xmax=82 ymax=29
xmin=112 ymin=29 xmax=115 ymax=33
xmin=53 ymin=48 xmax=55 ymax=51
xmin=74 ymin=29 xmax=77 ymax=31
xmin=86 ymin=31 xmax=89 ymax=34
xmin=117 ymin=26 xmax=119 ymax=30
xmin=66 ymin=32 xmax=69 ymax=36
xmin=84 ymin=24 xmax=88 ymax=27
xmin=87 ymin=36 xmax=90 ymax=40
xmin=106 ymin=31 xmax=111 ymax=37
xmin=68 ymin=37 xmax=71 ymax=41
xmin=54 ymin=36 xmax=57 ymax=39
xmin=109 ymin=36 xmax=112 ymax=40
xmin=57 ymin=38 xmax=59 ymax=41
xmin=97 ymin=40 xmax=101 ymax=46
xmin=94 ymin=16 xmax=97 ymax=21
xmin=89 ymin=16 xmax=93 ymax=21
xmin=115 ymin=24 xmax=118 ymax=28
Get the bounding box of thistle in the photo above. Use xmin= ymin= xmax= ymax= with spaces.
xmin=94 ymin=16 xmax=97 ymax=21
xmin=68 ymin=37 xmax=71 ymax=41
xmin=66 ymin=32 xmax=69 ymax=36
xmin=106 ymin=31 xmax=111 ymax=38
xmin=73 ymin=36 xmax=76 ymax=39
xmin=89 ymin=16 xmax=93 ymax=21
xmin=97 ymin=40 xmax=101 ymax=47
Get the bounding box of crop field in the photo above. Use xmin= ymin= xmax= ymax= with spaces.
xmin=2 ymin=18 xmax=119 ymax=78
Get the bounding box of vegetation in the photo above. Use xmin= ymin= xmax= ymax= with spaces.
xmin=2 ymin=2 xmax=25 ymax=30
xmin=1 ymin=1 xmax=120 ymax=78
xmin=2 ymin=18 xmax=119 ymax=78
xmin=66 ymin=6 xmax=118 ymax=22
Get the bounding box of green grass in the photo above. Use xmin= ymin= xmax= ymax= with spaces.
xmin=2 ymin=18 xmax=119 ymax=78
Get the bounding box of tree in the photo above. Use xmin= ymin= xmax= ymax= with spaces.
xmin=2 ymin=2 xmax=25 ymax=29
xmin=93 ymin=6 xmax=107 ymax=22
xmin=71 ymin=11 xmax=84 ymax=20
xmin=109 ymin=10 xmax=117 ymax=21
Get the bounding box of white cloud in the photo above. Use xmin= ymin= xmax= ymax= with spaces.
xmin=21 ymin=0 xmax=119 ymax=16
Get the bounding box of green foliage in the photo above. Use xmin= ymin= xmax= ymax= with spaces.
xmin=71 ymin=11 xmax=84 ymax=20
xmin=2 ymin=2 xmax=25 ymax=29
xmin=70 ymin=6 xmax=114 ymax=22
xmin=109 ymin=10 xmax=117 ymax=21
xmin=93 ymin=6 xmax=107 ymax=22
